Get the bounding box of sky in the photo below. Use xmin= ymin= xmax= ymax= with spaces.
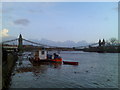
xmin=1 ymin=2 xmax=118 ymax=43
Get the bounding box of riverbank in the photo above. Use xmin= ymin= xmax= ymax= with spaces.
xmin=2 ymin=50 xmax=18 ymax=89
xmin=82 ymin=46 xmax=120 ymax=53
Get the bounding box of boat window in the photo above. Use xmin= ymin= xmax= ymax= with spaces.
xmin=41 ymin=51 xmax=44 ymax=55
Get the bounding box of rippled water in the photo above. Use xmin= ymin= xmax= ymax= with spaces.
xmin=10 ymin=51 xmax=118 ymax=88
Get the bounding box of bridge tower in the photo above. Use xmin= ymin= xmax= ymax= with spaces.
xmin=98 ymin=39 xmax=105 ymax=47
xmin=102 ymin=39 xmax=105 ymax=46
xmin=99 ymin=39 xmax=101 ymax=47
xmin=18 ymin=34 xmax=23 ymax=52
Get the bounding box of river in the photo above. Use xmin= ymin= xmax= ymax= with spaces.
xmin=10 ymin=51 xmax=118 ymax=88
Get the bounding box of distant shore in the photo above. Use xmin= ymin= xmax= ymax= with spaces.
xmin=81 ymin=46 xmax=120 ymax=53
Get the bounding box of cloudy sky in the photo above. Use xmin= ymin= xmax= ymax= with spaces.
xmin=2 ymin=2 xmax=118 ymax=43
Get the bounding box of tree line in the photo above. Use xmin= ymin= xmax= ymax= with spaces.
xmin=105 ymin=37 xmax=119 ymax=46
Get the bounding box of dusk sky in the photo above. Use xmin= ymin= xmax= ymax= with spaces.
xmin=2 ymin=2 xmax=118 ymax=43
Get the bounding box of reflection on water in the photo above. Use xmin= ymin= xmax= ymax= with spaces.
xmin=16 ymin=61 xmax=62 ymax=76
xmin=10 ymin=51 xmax=118 ymax=88
xmin=18 ymin=56 xmax=23 ymax=66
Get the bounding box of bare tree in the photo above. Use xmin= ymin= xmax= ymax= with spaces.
xmin=109 ymin=38 xmax=118 ymax=45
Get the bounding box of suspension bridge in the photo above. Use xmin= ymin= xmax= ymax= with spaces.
xmin=2 ymin=34 xmax=101 ymax=52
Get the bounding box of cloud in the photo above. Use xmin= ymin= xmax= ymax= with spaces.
xmin=0 ymin=29 xmax=9 ymax=37
xmin=13 ymin=19 xmax=30 ymax=26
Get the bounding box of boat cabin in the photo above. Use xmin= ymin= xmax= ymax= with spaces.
xmin=39 ymin=50 xmax=47 ymax=60
xmin=34 ymin=50 xmax=47 ymax=60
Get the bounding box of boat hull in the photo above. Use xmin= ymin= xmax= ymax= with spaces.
xmin=63 ymin=61 xmax=79 ymax=65
xmin=29 ymin=57 xmax=62 ymax=63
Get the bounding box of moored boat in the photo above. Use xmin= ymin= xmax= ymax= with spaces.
xmin=63 ymin=61 xmax=79 ymax=65
xmin=29 ymin=49 xmax=62 ymax=63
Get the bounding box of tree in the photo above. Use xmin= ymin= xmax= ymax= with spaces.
xmin=105 ymin=40 xmax=111 ymax=46
xmin=109 ymin=38 xmax=118 ymax=45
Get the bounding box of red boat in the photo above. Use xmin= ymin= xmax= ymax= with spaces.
xmin=63 ymin=61 xmax=79 ymax=65
xmin=29 ymin=50 xmax=62 ymax=63
xmin=50 ymin=58 xmax=62 ymax=62
xmin=29 ymin=57 xmax=62 ymax=63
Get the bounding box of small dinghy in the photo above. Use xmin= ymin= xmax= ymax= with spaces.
xmin=63 ymin=61 xmax=79 ymax=65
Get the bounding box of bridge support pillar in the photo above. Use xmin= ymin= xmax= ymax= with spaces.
xmin=18 ymin=34 xmax=23 ymax=52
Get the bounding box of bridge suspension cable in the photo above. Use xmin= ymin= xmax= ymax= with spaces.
xmin=2 ymin=38 xmax=18 ymax=44
xmin=23 ymin=38 xmax=48 ymax=47
xmin=2 ymin=34 xmax=99 ymax=49
xmin=89 ymin=43 xmax=98 ymax=46
xmin=75 ymin=43 xmax=99 ymax=49
xmin=23 ymin=38 xmax=59 ymax=48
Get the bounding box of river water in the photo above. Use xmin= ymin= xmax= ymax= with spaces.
xmin=10 ymin=51 xmax=118 ymax=88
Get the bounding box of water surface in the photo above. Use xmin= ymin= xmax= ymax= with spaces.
xmin=10 ymin=51 xmax=118 ymax=88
